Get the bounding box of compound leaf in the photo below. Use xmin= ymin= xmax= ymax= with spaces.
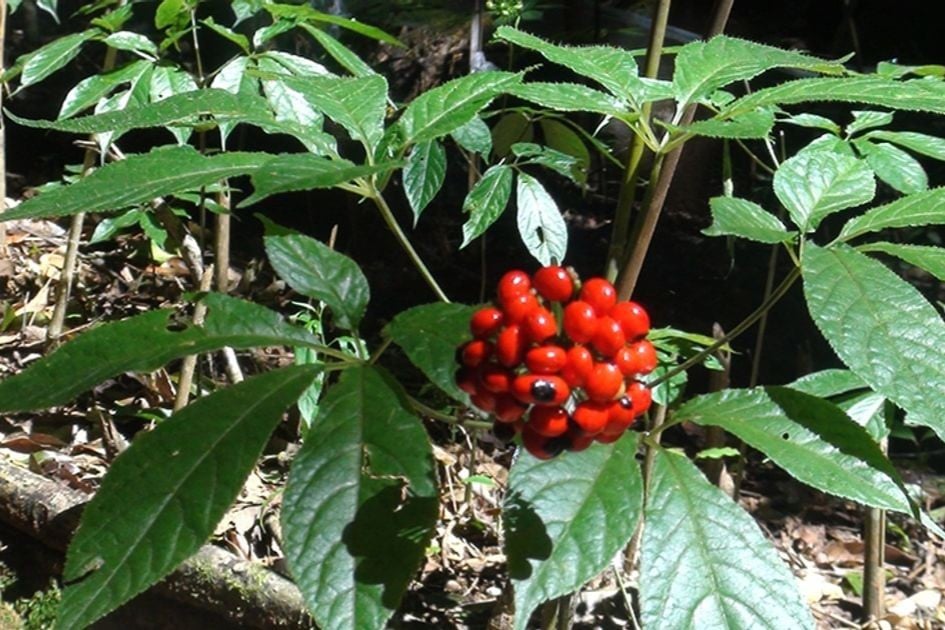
xmin=704 ymin=196 xmax=795 ymax=243
xmin=838 ymin=187 xmax=945 ymax=241
xmin=461 ymin=164 xmax=514 ymax=248
xmin=516 ymin=173 xmax=567 ymax=266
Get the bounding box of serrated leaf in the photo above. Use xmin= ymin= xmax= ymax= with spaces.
xmin=258 ymin=58 xmax=322 ymax=129
xmin=675 ymin=387 xmax=911 ymax=511
xmin=865 ymin=130 xmax=945 ymax=161
xmin=846 ymin=110 xmax=894 ymax=135
xmin=103 ymin=31 xmax=159 ymax=57
xmin=492 ymin=112 xmax=533 ymax=158
xmin=399 ymin=71 xmax=523 ymax=145
xmin=21 ymin=30 xmax=95 ymax=87
xmin=0 ymin=293 xmax=325 ymax=412
xmin=641 ymin=448 xmax=814 ymax=629
xmin=511 ymin=142 xmax=580 ymax=184
xmin=242 ymin=154 xmax=396 ymax=206
xmin=282 ymin=365 xmax=437 ymax=630
xmin=261 ymin=219 xmax=369 ymax=330
xmin=301 ymin=23 xmax=375 ymax=77
xmin=673 ymin=35 xmax=843 ymax=106
xmin=386 ymin=302 xmax=478 ymax=402
xmin=0 ymin=146 xmax=265 ymax=222
xmin=516 ymin=173 xmax=567 ymax=266
xmin=404 ymin=140 xmax=446 ymax=223
xmin=803 ymin=244 xmax=945 ymax=443
xmin=704 ymin=196 xmax=795 ymax=243
xmin=838 ymin=187 xmax=945 ymax=241
xmin=56 ymin=364 xmax=319 ymax=630
xmin=679 ymin=107 xmax=775 ymax=139
xmin=267 ymin=3 xmax=401 ymax=46
xmin=58 ymin=60 xmax=151 ymax=119
xmin=773 ymin=150 xmax=875 ymax=231
xmin=201 ymin=16 xmax=251 ymax=53
xmin=506 ymin=435 xmax=642 ymax=630
xmin=507 ymin=81 xmax=626 ymax=115
xmin=859 ymin=242 xmax=945 ymax=282
xmin=451 ymin=116 xmax=492 ymax=156
xmin=837 ymin=391 xmax=889 ymax=441
xmin=260 ymin=50 xmax=331 ymax=77
xmin=788 ymin=369 xmax=866 ymax=398
xmin=857 ymin=140 xmax=928 ymax=194
xmin=461 ymin=164 xmax=514 ymax=248
xmin=539 ymin=118 xmax=590 ymax=183
xmin=781 ymin=112 xmax=841 ymax=134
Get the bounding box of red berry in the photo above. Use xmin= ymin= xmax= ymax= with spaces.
xmin=511 ymin=374 xmax=570 ymax=406
xmin=470 ymin=389 xmax=497 ymax=413
xmin=479 ymin=363 xmax=513 ymax=393
xmin=456 ymin=367 xmax=479 ymax=395
xmin=595 ymin=431 xmax=623 ymax=444
xmin=497 ymin=270 xmax=531 ymax=303
xmin=629 ymin=340 xmax=658 ymax=375
xmin=525 ymin=345 xmax=568 ymax=374
xmin=470 ymin=306 xmax=504 ymax=338
xmin=563 ymin=301 xmax=598 ymax=343
xmin=571 ymin=400 xmax=609 ymax=436
xmin=533 ymin=266 xmax=573 ymax=302
xmin=528 ymin=406 xmax=569 ymax=437
xmin=567 ymin=433 xmax=595 ymax=452
xmin=627 ymin=381 xmax=652 ymax=417
xmin=502 ymin=292 xmax=540 ymax=324
xmin=591 ymin=316 xmax=627 ymax=358
xmin=460 ymin=340 xmax=492 ymax=367
xmin=521 ymin=427 xmax=566 ymax=460
xmin=610 ymin=301 xmax=650 ymax=340
xmin=495 ymin=393 xmax=528 ymax=423
xmin=580 ymin=278 xmax=617 ymax=315
xmin=524 ymin=307 xmax=558 ymax=343
xmin=603 ymin=396 xmax=636 ymax=435
xmin=560 ymin=345 xmax=594 ymax=387
xmin=496 ymin=324 xmax=526 ymax=367
xmin=584 ymin=362 xmax=624 ymax=401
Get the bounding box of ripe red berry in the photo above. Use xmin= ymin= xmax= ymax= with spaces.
xmin=496 ymin=324 xmax=526 ymax=367
xmin=511 ymin=374 xmax=570 ymax=406
xmin=563 ymin=301 xmax=598 ymax=343
xmin=533 ymin=266 xmax=574 ymax=302
xmin=479 ymin=363 xmax=513 ymax=393
xmin=470 ymin=389 xmax=497 ymax=413
xmin=627 ymin=381 xmax=652 ymax=417
xmin=502 ymin=292 xmax=540 ymax=325
xmin=528 ymin=406 xmax=569 ymax=437
xmin=460 ymin=340 xmax=492 ymax=367
xmin=584 ymin=362 xmax=624 ymax=401
xmin=524 ymin=307 xmax=558 ymax=343
xmin=525 ymin=345 xmax=568 ymax=374
xmin=470 ymin=306 xmax=504 ymax=338
xmin=603 ymin=396 xmax=636 ymax=434
xmin=521 ymin=427 xmax=566 ymax=460
xmin=595 ymin=431 xmax=623 ymax=444
xmin=591 ymin=316 xmax=627 ymax=358
xmin=567 ymin=433 xmax=595 ymax=452
xmin=580 ymin=278 xmax=617 ymax=315
xmin=497 ymin=270 xmax=531 ymax=303
xmin=629 ymin=340 xmax=657 ymax=375
xmin=610 ymin=301 xmax=650 ymax=340
xmin=456 ymin=367 xmax=479 ymax=396
xmin=571 ymin=400 xmax=609 ymax=436
xmin=560 ymin=345 xmax=594 ymax=387
xmin=494 ymin=393 xmax=528 ymax=423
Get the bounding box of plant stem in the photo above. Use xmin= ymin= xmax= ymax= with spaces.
xmin=863 ymin=438 xmax=888 ymax=623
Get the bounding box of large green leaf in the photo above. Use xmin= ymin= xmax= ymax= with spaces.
xmin=674 ymin=387 xmax=911 ymax=512
xmin=20 ymin=29 xmax=96 ymax=87
xmin=0 ymin=146 xmax=264 ymax=221
xmin=403 ymin=140 xmax=446 ymax=223
xmin=451 ymin=117 xmax=492 ymax=156
xmin=703 ymin=196 xmax=795 ymax=243
xmin=0 ymin=294 xmax=326 ymax=412
xmin=672 ymin=35 xmax=843 ymax=106
xmin=386 ymin=302 xmax=477 ymax=402
xmin=300 ymin=23 xmax=375 ymax=77
xmin=59 ymin=60 xmax=152 ymax=119
xmin=461 ymin=164 xmax=514 ymax=248
xmin=678 ymin=107 xmax=776 ymax=139
xmin=506 ymin=82 xmax=626 ymax=115
xmin=838 ymin=187 xmax=945 ymax=241
xmin=281 ymin=365 xmax=437 ymax=630
xmin=857 ymin=140 xmax=928 ymax=194
xmin=241 ymin=154 xmax=397 ymax=206
xmin=640 ymin=449 xmax=814 ymax=629
xmin=859 ymin=242 xmax=945 ymax=282
xmin=261 ymin=219 xmax=370 ymax=331
xmin=865 ymin=130 xmax=945 ymax=161
xmin=398 ymin=71 xmax=523 ymax=145
xmin=516 ymin=173 xmax=568 ymax=266
xmin=56 ymin=364 xmax=320 ymax=630
xmin=803 ymin=244 xmax=945 ymax=442
xmin=505 ymin=435 xmax=642 ymax=630
xmin=773 ymin=150 xmax=875 ymax=231
xmin=788 ymin=369 xmax=866 ymax=398
xmin=511 ymin=143 xmax=581 ymax=184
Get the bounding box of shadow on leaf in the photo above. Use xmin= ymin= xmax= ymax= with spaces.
xmin=504 ymin=491 xmax=552 ymax=580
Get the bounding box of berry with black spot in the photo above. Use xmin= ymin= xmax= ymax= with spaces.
xmin=511 ymin=374 xmax=570 ymax=406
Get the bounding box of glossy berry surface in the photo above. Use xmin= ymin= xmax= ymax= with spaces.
xmin=525 ymin=345 xmax=568 ymax=374
xmin=497 ymin=270 xmax=531 ymax=303
xmin=563 ymin=301 xmax=598 ymax=343
xmin=532 ymin=265 xmax=573 ymax=302
xmin=580 ymin=278 xmax=617 ymax=315
xmin=470 ymin=306 xmax=504 ymax=339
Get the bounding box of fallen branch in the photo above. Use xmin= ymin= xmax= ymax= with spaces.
xmin=0 ymin=456 xmax=313 ymax=628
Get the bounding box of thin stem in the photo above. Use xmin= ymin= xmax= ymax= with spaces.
xmin=174 ymin=264 xmax=215 ymax=411
xmin=407 ymin=395 xmax=492 ymax=429
xmin=863 ymin=437 xmax=888 ymax=622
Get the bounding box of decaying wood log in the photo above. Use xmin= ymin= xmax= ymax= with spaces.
xmin=0 ymin=457 xmax=314 ymax=628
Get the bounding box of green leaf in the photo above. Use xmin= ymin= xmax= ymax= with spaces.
xmin=864 ymin=130 xmax=945 ymax=161
xmin=398 ymin=71 xmax=523 ymax=145
xmin=788 ymin=369 xmax=866 ymax=398
xmin=506 ymin=435 xmax=642 ymax=630
xmin=781 ymin=112 xmax=841 ymax=134
xmin=56 ymin=364 xmax=319 ymax=630
xmin=451 ymin=117 xmax=492 ymax=156
xmin=403 ymin=140 xmax=447 ymax=223
xmin=103 ymin=31 xmax=159 ymax=57
xmin=267 ymin=3 xmax=402 ymax=46
xmin=461 ymin=164 xmax=514 ymax=248
xmin=0 ymin=146 xmax=264 ymax=222
xmin=282 ymin=365 xmax=437 ymax=630
xmin=516 ymin=173 xmax=567 ymax=266
xmin=386 ymin=302 xmax=477 ymax=402
xmin=496 ymin=27 xmax=644 ymax=105
xmin=260 ymin=50 xmax=331 ymax=77
xmin=846 ymin=110 xmax=894 ymax=135
xmin=859 ymin=242 xmax=945 ymax=282
xmin=21 ymin=30 xmax=96 ymax=87
xmin=675 ymin=387 xmax=911 ymax=512
xmin=258 ymin=57 xmax=323 ymax=129
xmin=0 ymin=294 xmax=324 ymax=412
xmin=242 ymin=154 xmax=396 ymax=206
xmin=679 ymin=107 xmax=775 ymax=139
xmin=300 ymin=23 xmax=375 ymax=77
xmin=857 ymin=140 xmax=928 ymax=194
xmin=507 ymin=81 xmax=626 ymax=115
xmin=200 ymin=16 xmax=251 ymax=53
xmin=539 ymin=119 xmax=590 ymax=183
xmin=704 ymin=196 xmax=795 ymax=243
xmin=512 ymin=142 xmax=581 ymax=184
xmin=641 ymin=449 xmax=814 ymax=629
xmin=492 ymin=111 xmax=533 ymax=158
xmin=802 ymin=244 xmax=945 ymax=443
xmin=673 ymin=35 xmax=843 ymax=106
xmin=58 ymin=59 xmax=152 ymax=120
xmin=773 ymin=150 xmax=875 ymax=231
xmin=261 ymin=219 xmax=370 ymax=331
xmin=838 ymin=187 xmax=945 ymax=241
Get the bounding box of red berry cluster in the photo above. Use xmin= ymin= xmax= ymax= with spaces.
xmin=456 ymin=266 xmax=655 ymax=460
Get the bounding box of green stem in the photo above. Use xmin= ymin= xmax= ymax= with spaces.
xmin=407 ymin=395 xmax=492 ymax=429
